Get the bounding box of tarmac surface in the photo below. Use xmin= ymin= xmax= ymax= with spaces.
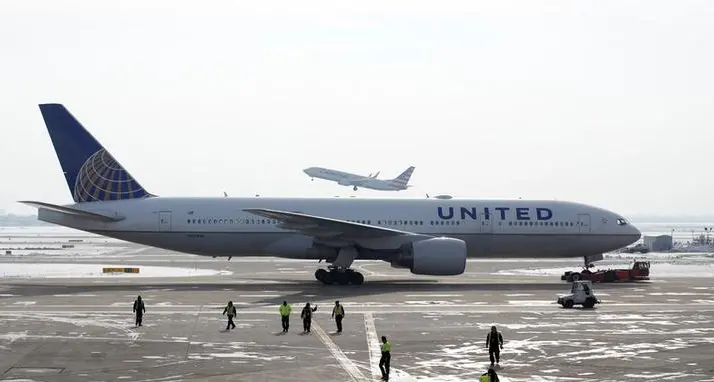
xmin=1 ymin=237 xmax=714 ymax=381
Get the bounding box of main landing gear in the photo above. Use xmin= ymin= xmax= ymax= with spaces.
xmin=314 ymin=267 xmax=364 ymax=285
xmin=353 ymin=186 xmax=358 ymax=191
xmin=314 ymin=246 xmax=364 ymax=285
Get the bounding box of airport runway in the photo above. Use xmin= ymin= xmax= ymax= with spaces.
xmin=1 ymin=234 xmax=714 ymax=381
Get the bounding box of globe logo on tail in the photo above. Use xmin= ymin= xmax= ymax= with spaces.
xmin=73 ymin=149 xmax=148 ymax=202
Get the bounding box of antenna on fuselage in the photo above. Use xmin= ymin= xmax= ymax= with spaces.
xmin=224 ymin=191 xmax=228 ymax=197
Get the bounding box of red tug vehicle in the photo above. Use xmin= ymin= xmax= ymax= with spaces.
xmin=561 ymin=260 xmax=651 ymax=283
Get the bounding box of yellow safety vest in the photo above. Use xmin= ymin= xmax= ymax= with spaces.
xmin=381 ymin=341 xmax=391 ymax=352
xmin=279 ymin=304 xmax=292 ymax=316
xmin=333 ymin=305 xmax=344 ymax=316
xmin=479 ymin=375 xmax=490 ymax=382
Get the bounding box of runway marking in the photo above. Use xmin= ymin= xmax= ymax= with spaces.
xmin=364 ymin=312 xmax=383 ymax=380
xmin=364 ymin=313 xmax=414 ymax=381
xmin=185 ymin=304 xmax=203 ymax=359
xmin=311 ymin=320 xmax=368 ymax=382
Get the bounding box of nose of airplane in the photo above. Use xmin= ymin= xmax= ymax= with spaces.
xmin=631 ymin=224 xmax=642 ymax=239
xmin=625 ymin=224 xmax=642 ymax=246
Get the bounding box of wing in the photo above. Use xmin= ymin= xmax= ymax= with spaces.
xmin=243 ymin=208 xmax=432 ymax=249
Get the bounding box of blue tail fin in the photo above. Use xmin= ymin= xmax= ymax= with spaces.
xmin=38 ymin=104 xmax=154 ymax=203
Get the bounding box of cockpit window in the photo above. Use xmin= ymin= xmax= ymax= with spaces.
xmin=617 ymin=218 xmax=628 ymax=226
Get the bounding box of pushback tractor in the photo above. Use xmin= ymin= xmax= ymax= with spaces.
xmin=561 ymin=260 xmax=650 ymax=283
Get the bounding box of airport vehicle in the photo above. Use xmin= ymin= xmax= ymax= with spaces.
xmin=303 ymin=166 xmax=415 ymax=191
xmin=21 ymin=104 xmax=641 ymax=286
xmin=621 ymin=243 xmax=650 ymax=254
xmin=557 ymin=280 xmax=600 ymax=308
xmin=561 ymin=260 xmax=650 ymax=283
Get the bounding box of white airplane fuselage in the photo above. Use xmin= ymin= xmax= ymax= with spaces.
xmin=39 ymin=196 xmax=641 ymax=260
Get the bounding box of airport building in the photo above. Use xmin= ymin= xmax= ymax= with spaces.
xmin=643 ymin=235 xmax=674 ymax=252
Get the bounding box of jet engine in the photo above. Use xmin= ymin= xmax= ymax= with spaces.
xmin=391 ymin=237 xmax=467 ymax=276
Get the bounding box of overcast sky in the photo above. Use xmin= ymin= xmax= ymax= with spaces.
xmin=1 ymin=0 xmax=712 ymax=217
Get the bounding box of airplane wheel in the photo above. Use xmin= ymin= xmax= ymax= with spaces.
xmin=321 ymin=272 xmax=334 ymax=285
xmin=349 ymin=271 xmax=364 ymax=285
xmin=353 ymin=186 xmax=358 ymax=191
xmin=335 ymin=272 xmax=350 ymax=285
xmin=315 ymin=269 xmax=328 ymax=282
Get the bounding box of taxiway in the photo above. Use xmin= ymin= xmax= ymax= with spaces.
xmin=1 ymin=234 xmax=714 ymax=381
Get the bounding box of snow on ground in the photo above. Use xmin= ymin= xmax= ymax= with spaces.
xmin=0 ymin=263 xmax=232 ymax=279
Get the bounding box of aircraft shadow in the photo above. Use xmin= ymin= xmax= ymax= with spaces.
xmin=0 ymin=279 xmax=651 ymax=306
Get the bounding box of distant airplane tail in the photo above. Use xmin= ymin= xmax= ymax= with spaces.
xmin=37 ymin=104 xmax=155 ymax=203
xmin=392 ymin=166 xmax=415 ymax=186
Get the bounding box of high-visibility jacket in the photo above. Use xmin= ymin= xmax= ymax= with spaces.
xmin=279 ymin=304 xmax=292 ymax=316
xmin=381 ymin=341 xmax=391 ymax=353
xmin=333 ymin=305 xmax=344 ymax=316
xmin=223 ymin=305 xmax=236 ymax=317
xmin=479 ymin=374 xmax=490 ymax=382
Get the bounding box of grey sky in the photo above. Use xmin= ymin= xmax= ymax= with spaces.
xmin=1 ymin=0 xmax=712 ymax=216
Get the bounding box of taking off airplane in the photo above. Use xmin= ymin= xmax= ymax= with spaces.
xmin=303 ymin=166 xmax=415 ymax=191
xmin=21 ymin=104 xmax=641 ymax=286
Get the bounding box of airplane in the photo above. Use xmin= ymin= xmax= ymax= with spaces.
xmin=303 ymin=166 xmax=415 ymax=191
xmin=21 ymin=104 xmax=642 ymax=286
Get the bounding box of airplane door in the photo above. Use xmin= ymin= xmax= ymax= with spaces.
xmin=159 ymin=211 xmax=172 ymax=232
xmin=578 ymin=214 xmax=591 ymax=233
xmin=479 ymin=213 xmax=493 ymax=233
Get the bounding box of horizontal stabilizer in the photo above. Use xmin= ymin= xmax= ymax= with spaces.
xmin=19 ymin=201 xmax=124 ymax=223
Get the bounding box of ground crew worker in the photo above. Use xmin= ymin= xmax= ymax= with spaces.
xmin=379 ymin=335 xmax=391 ymax=380
xmin=331 ymin=300 xmax=345 ymax=333
xmin=222 ymin=301 xmax=237 ymax=331
xmin=132 ymin=295 xmax=145 ymax=327
xmin=279 ymin=301 xmax=292 ymax=332
xmin=479 ymin=368 xmax=500 ymax=382
xmin=301 ymin=303 xmax=318 ymax=333
xmin=486 ymin=325 xmax=504 ymax=366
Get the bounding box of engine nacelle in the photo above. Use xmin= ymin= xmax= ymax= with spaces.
xmin=391 ymin=237 xmax=467 ymax=276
